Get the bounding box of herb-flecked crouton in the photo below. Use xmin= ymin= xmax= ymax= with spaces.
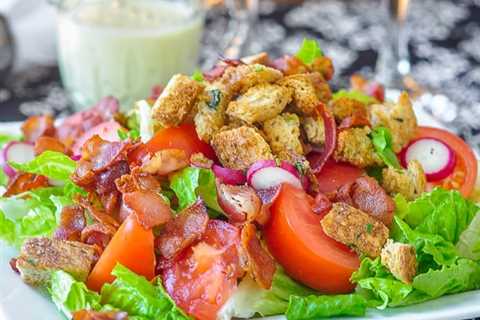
xmin=302 ymin=115 xmax=325 ymax=145
xmin=226 ymin=83 xmax=292 ymax=124
xmin=321 ymin=203 xmax=389 ymax=258
xmin=369 ymin=92 xmax=417 ymax=152
xmin=382 ymin=160 xmax=427 ymax=200
xmin=15 ymin=237 xmax=96 ymax=286
xmin=334 ymin=127 xmax=382 ymax=168
xmin=331 ymin=97 xmax=368 ymax=122
xmin=194 ymin=86 xmax=228 ymax=143
xmin=211 ymin=126 xmax=274 ymax=170
xmin=381 ymin=239 xmax=417 ymax=284
xmin=152 ymin=74 xmax=203 ymax=127
xmin=308 ymin=72 xmax=332 ymax=104
xmin=277 ymin=74 xmax=320 ymax=115
xmin=263 ymin=113 xmax=304 ymax=156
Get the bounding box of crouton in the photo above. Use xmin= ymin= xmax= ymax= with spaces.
xmin=311 ymin=56 xmax=334 ymax=81
xmin=263 ymin=113 xmax=304 ymax=156
xmin=218 ymin=64 xmax=283 ymax=98
xmin=194 ymin=86 xmax=228 ymax=142
xmin=152 ymin=74 xmax=203 ymax=127
xmin=331 ymin=97 xmax=368 ymax=122
xmin=334 ymin=127 xmax=382 ymax=168
xmin=381 ymin=239 xmax=417 ymax=284
xmin=308 ymin=72 xmax=332 ymax=104
xmin=278 ymin=74 xmax=319 ymax=115
xmin=211 ymin=126 xmax=274 ymax=170
xmin=382 ymin=160 xmax=427 ymax=200
xmin=302 ymin=116 xmax=325 ymax=145
xmin=369 ymin=92 xmax=417 ymax=152
xmin=241 ymin=52 xmax=270 ymax=65
xmin=226 ymin=83 xmax=292 ymax=124
xmin=16 ymin=237 xmax=96 ymax=286
xmin=321 ymin=203 xmax=389 ymax=258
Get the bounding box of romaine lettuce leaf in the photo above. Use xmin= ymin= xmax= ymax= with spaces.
xmin=286 ymin=294 xmax=368 ymax=319
xmin=457 ymin=213 xmax=480 ymax=260
xmin=369 ymin=127 xmax=401 ymax=169
xmin=169 ymin=167 xmax=223 ymax=216
xmin=295 ymin=38 xmax=323 ymax=65
xmin=332 ymin=89 xmax=378 ymax=105
xmin=100 ymin=264 xmax=188 ymax=320
xmin=9 ymin=151 xmax=76 ymax=182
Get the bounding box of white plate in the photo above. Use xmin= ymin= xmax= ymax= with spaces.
xmin=1 ymin=118 xmax=479 ymax=320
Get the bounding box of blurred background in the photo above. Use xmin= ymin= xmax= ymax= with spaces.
xmin=0 ymin=0 xmax=479 ymax=147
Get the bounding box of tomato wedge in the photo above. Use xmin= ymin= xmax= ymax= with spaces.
xmin=130 ymin=124 xmax=216 ymax=163
xmin=264 ymin=183 xmax=360 ymax=293
xmin=311 ymin=159 xmax=364 ymax=194
xmin=412 ymin=127 xmax=477 ymax=197
xmin=87 ymin=215 xmax=155 ymax=291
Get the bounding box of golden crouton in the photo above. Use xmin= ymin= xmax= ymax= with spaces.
xmin=218 ymin=64 xmax=283 ymax=98
xmin=334 ymin=127 xmax=382 ymax=168
xmin=302 ymin=116 xmax=325 ymax=145
xmin=278 ymin=74 xmax=319 ymax=115
xmin=308 ymin=72 xmax=332 ymax=104
xmin=227 ymin=84 xmax=292 ymax=124
xmin=321 ymin=203 xmax=389 ymax=258
xmin=263 ymin=113 xmax=304 ymax=156
xmin=194 ymin=86 xmax=228 ymax=143
xmin=16 ymin=237 xmax=96 ymax=286
xmin=241 ymin=52 xmax=270 ymax=65
xmin=369 ymin=92 xmax=417 ymax=152
xmin=382 ymin=160 xmax=427 ymax=200
xmin=331 ymin=97 xmax=368 ymax=122
xmin=311 ymin=56 xmax=334 ymax=81
xmin=211 ymin=126 xmax=274 ymax=170
xmin=152 ymin=74 xmax=203 ymax=127
xmin=381 ymin=239 xmax=417 ymax=284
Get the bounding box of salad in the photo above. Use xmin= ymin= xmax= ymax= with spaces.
xmin=1 ymin=39 xmax=480 ymax=320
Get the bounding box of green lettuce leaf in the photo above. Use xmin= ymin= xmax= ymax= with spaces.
xmin=457 ymin=213 xmax=480 ymax=260
xmin=369 ymin=127 xmax=401 ymax=169
xmin=169 ymin=167 xmax=223 ymax=216
xmin=332 ymin=89 xmax=378 ymax=105
xmin=101 ymin=264 xmax=188 ymax=320
xmin=191 ymin=69 xmax=204 ymax=83
xmin=9 ymin=151 xmax=76 ymax=182
xmin=50 ymin=270 xmax=102 ymax=318
xmin=0 ymin=134 xmax=20 ymax=148
xmin=286 ymin=294 xmax=367 ymax=319
xmin=295 ymin=38 xmax=323 ymax=65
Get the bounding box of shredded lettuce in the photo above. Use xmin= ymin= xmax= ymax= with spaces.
xmin=286 ymin=294 xmax=368 ymax=319
xmin=101 ymin=264 xmax=189 ymax=320
xmin=9 ymin=151 xmax=76 ymax=182
xmin=369 ymin=127 xmax=401 ymax=169
xmin=169 ymin=167 xmax=223 ymax=216
xmin=295 ymin=38 xmax=323 ymax=65
xmin=332 ymin=89 xmax=378 ymax=105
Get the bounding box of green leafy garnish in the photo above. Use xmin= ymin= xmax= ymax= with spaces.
xmin=286 ymin=294 xmax=368 ymax=319
xmin=117 ymin=128 xmax=140 ymax=141
xmin=9 ymin=151 xmax=76 ymax=182
xmin=117 ymin=129 xmax=129 ymax=141
xmin=207 ymin=89 xmax=222 ymax=110
xmin=295 ymin=38 xmax=323 ymax=65
xmin=191 ymin=69 xmax=204 ymax=83
xmin=369 ymin=127 xmax=401 ymax=169
xmin=332 ymin=89 xmax=378 ymax=105
xmin=366 ymin=223 xmax=373 ymax=234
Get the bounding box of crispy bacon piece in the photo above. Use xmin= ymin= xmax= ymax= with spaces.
xmin=255 ymin=185 xmax=282 ymax=226
xmin=95 ymin=161 xmax=130 ymax=195
xmin=270 ymin=55 xmax=309 ymax=76
xmin=330 ymin=176 xmax=395 ymax=226
xmin=203 ymin=65 xmax=228 ymax=82
xmin=81 ymin=222 xmax=116 ymax=249
xmin=309 ymin=103 xmax=337 ymax=174
xmin=54 ymin=205 xmax=87 ymax=241
xmin=217 ymin=183 xmax=261 ymax=224
xmin=221 ymin=58 xmax=245 ymax=67
xmin=312 ymin=56 xmax=334 ymax=81
xmin=155 ymin=199 xmax=209 ymax=259
xmin=21 ymin=115 xmax=55 ymax=143
xmin=123 ymin=190 xmax=172 ymax=229
xmin=76 ymin=196 xmax=120 ymax=228
xmin=9 ymin=258 xmax=19 ymax=274
xmin=312 ymin=192 xmax=332 ymax=215
xmin=141 ymin=149 xmax=189 ymax=176
xmin=190 ymin=152 xmax=214 ymax=169
xmin=115 ymin=167 xmax=161 ymax=194
xmin=338 ymin=112 xmax=371 ymax=131
xmin=240 ymin=223 xmax=276 ymax=289
xmin=34 ymin=136 xmax=68 ymax=156
xmin=4 ymin=173 xmax=49 ymax=197
xmin=72 ymin=310 xmax=128 ymax=320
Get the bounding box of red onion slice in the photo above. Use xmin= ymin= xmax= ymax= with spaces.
xmin=246 ymin=160 xmax=277 ymax=185
xmin=400 ymin=137 xmax=456 ymax=182
xmin=309 ymin=103 xmax=337 ymax=173
xmin=212 ymin=164 xmax=246 ymax=185
xmin=1 ymin=141 xmax=35 ymax=178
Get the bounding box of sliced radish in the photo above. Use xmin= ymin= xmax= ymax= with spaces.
xmin=250 ymin=166 xmax=302 ymax=190
xmin=1 ymin=141 xmax=35 ymax=178
xmin=279 ymin=161 xmax=300 ymax=178
xmin=246 ymin=160 xmax=277 ymax=185
xmin=400 ymin=137 xmax=456 ymax=182
xmin=213 ymin=164 xmax=246 ymax=185
xmin=71 ymin=120 xmax=123 ymax=155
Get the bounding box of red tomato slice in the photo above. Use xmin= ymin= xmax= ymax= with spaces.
xmin=130 ymin=124 xmax=216 ymax=163
xmin=264 ymin=183 xmax=360 ymax=294
xmin=311 ymin=158 xmax=364 ymax=194
xmin=161 ymin=220 xmax=243 ymax=320
xmin=413 ymin=127 xmax=477 ymax=197
xmin=87 ymin=215 xmax=155 ymax=292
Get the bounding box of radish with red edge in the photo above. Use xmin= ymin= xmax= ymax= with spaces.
xmin=280 ymin=161 xmax=310 ymax=190
xmin=246 ymin=160 xmax=277 ymax=185
xmin=1 ymin=141 xmax=35 ymax=178
xmin=250 ymin=166 xmax=302 ymax=190
xmin=212 ymin=164 xmax=246 ymax=185
xmin=400 ymin=137 xmax=456 ymax=182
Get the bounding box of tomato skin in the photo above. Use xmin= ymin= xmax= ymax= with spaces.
xmin=312 ymin=159 xmax=364 ymax=194
xmin=264 ymin=183 xmax=359 ymax=294
xmin=130 ymin=124 xmax=216 ymax=163
xmin=413 ymin=127 xmax=477 ymax=197
xmin=87 ymin=215 xmax=155 ymax=292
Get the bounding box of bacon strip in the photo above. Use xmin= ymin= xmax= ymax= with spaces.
xmin=4 ymin=173 xmax=49 ymax=197
xmin=217 ymin=183 xmax=261 ymax=224
xmin=155 ymin=199 xmax=209 ymax=259
xmin=141 ymin=149 xmax=189 ymax=176
xmin=270 ymin=55 xmax=309 ymax=76
xmin=115 ymin=167 xmax=161 ymax=194
xmin=255 ymin=185 xmax=282 ymax=225
xmin=34 ymin=136 xmax=68 ymax=156
xmin=54 ymin=205 xmax=86 ymax=241
xmin=203 ymin=65 xmax=227 ymax=82
xmin=312 ymin=192 xmax=332 ymax=216
xmin=338 ymin=112 xmax=371 ymax=131
xmin=123 ymin=190 xmax=172 ymax=229
xmin=76 ymin=196 xmax=120 ymax=228
xmin=309 ymin=102 xmax=337 ymax=173
xmin=72 ymin=310 xmax=128 ymax=320
xmin=240 ymin=223 xmax=276 ymax=289
xmin=21 ymin=115 xmax=55 ymax=143
xmin=81 ymin=222 xmax=117 ymax=250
